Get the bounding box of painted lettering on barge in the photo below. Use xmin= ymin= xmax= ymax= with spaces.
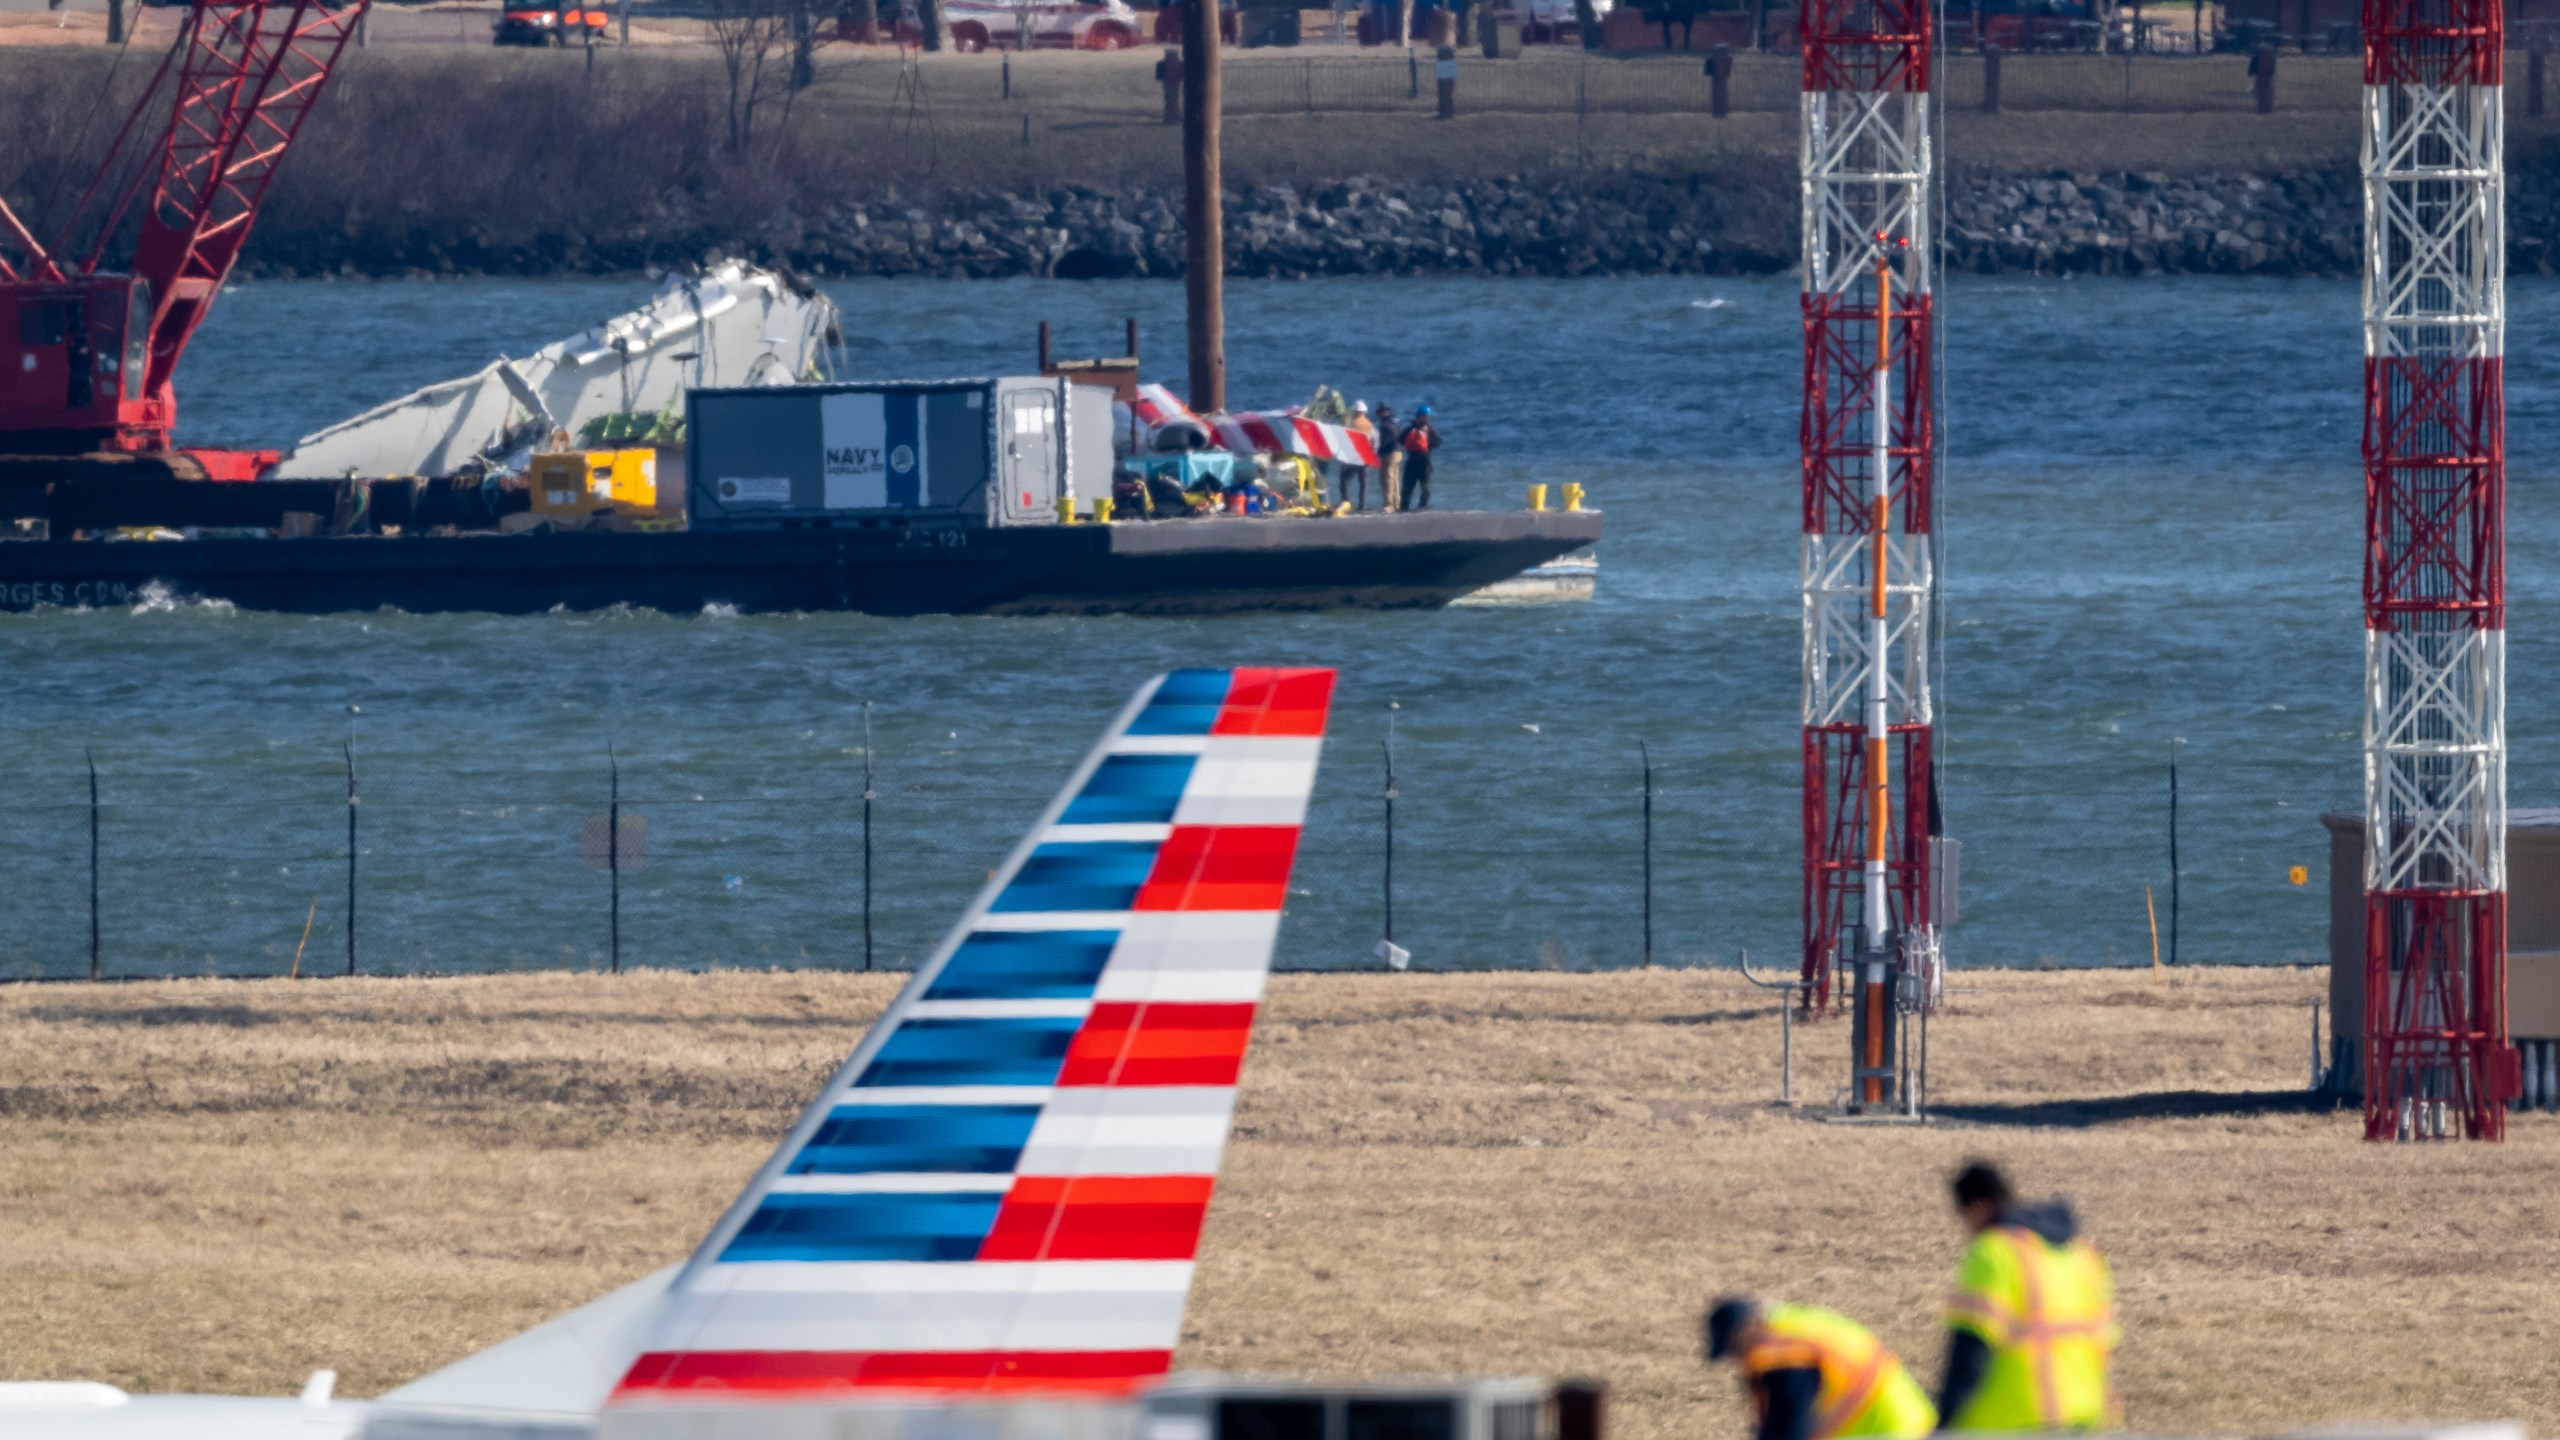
xmin=0 ymin=580 xmax=139 ymax=609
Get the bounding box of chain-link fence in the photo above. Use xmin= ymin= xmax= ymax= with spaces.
xmin=1214 ymin=51 xmax=2374 ymax=115
xmin=347 ymin=21 xmax=2543 ymax=117
xmin=0 ymin=735 xmax=2341 ymax=981
xmin=895 ymin=47 xmax=2535 ymax=117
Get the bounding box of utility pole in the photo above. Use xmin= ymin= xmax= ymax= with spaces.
xmin=1181 ymin=0 xmax=1225 ymax=412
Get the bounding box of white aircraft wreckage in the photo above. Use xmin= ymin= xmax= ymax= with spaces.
xmin=275 ymin=261 xmax=839 ymax=481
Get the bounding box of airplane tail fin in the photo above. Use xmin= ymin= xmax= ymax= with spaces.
xmin=372 ymin=669 xmax=1336 ymax=1437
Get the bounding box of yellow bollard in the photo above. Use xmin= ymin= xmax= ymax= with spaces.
xmin=1527 ymin=483 xmax=1548 ymax=512
xmin=1562 ymin=482 xmax=1585 ymax=511
xmin=1095 ymin=496 xmax=1114 ymax=524
xmin=1056 ymin=495 xmax=1079 ymax=525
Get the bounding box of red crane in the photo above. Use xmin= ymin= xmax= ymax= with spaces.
xmin=0 ymin=0 xmax=368 ymax=483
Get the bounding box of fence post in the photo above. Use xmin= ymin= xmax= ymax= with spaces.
xmin=86 ymin=748 xmax=100 ymax=982
xmin=1002 ymin=53 xmax=1012 ymax=100
xmin=1159 ymin=46 xmax=1182 ymax=124
xmin=1409 ymin=46 xmax=1420 ymax=99
xmin=2532 ymin=45 xmax=2547 ymax=120
xmin=1982 ymin=43 xmax=2002 ymax=113
xmin=343 ymin=729 xmax=358 ymax=978
xmin=1639 ymin=741 xmax=1653 ymax=970
xmin=1435 ymin=44 xmax=1456 ymax=117
xmin=1305 ymin=56 xmax=1315 ymax=113
xmin=2168 ymin=739 xmax=2182 ymax=967
xmin=608 ymin=745 xmax=622 ymax=974
xmin=1381 ymin=706 xmax=1398 ymax=951
xmin=862 ymin=701 xmax=876 ymax=973
xmin=2251 ymin=43 xmax=2276 ymax=114
xmin=1709 ymin=43 xmax=1731 ymax=117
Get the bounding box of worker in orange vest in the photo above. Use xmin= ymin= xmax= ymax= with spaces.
xmin=1400 ymin=404 xmax=1439 ymax=510
xmin=1704 ymin=1296 xmax=1937 ymax=1440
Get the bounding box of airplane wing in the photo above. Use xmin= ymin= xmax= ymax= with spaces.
xmin=600 ymin=667 xmax=1337 ymax=1410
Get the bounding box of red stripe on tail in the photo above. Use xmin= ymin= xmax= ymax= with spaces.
xmin=977 ymin=1174 xmax=1218 ymax=1261
xmin=1057 ymin=1001 xmax=1258 ymax=1086
xmin=614 ymin=1348 xmax=1174 ymax=1397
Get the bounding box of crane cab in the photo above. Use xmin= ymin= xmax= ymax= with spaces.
xmin=0 ymin=277 xmax=166 ymax=455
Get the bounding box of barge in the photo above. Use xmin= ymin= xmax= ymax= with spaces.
xmin=0 ymin=508 xmax=1598 ymax=615
xmin=0 ymin=311 xmax=1602 ymax=618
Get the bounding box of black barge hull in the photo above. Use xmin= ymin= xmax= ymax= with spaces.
xmin=0 ymin=510 xmax=1603 ymax=616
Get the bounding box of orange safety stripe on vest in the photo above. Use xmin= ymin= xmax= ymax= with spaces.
xmin=1942 ymin=1288 xmax=2018 ymax=1343
xmin=1810 ymin=1342 xmax=1888 ymax=1440
xmin=1995 ymin=1226 xmax=2113 ymax=1427
xmin=1745 ymin=1325 xmax=1886 ymax=1440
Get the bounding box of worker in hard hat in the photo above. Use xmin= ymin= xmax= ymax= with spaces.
xmin=1937 ymin=1161 xmax=2118 ymax=1433
xmin=1703 ymin=1296 xmax=1937 ymax=1440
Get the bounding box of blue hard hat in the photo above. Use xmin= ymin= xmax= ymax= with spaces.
xmin=1416 ymin=403 xmax=1433 ymax=416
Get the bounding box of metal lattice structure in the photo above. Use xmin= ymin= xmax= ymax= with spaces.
xmin=0 ymin=0 xmax=367 ymax=455
xmin=1799 ymin=0 xmax=1935 ymax=1109
xmin=2359 ymin=0 xmax=2515 ymax=1141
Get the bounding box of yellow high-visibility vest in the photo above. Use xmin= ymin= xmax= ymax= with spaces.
xmin=1740 ymin=1303 xmax=1938 ymax=1440
xmin=1943 ymin=1225 xmax=2118 ymax=1432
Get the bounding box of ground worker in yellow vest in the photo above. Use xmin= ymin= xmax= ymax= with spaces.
xmin=1703 ymin=1296 xmax=1938 ymax=1440
xmin=1938 ymin=1162 xmax=2119 ymax=1433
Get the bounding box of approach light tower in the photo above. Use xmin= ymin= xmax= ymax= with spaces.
xmin=1799 ymin=0 xmax=1935 ymax=1112
xmin=2359 ymin=0 xmax=2516 ymax=1140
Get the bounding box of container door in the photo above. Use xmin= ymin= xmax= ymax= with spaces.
xmin=998 ymin=388 xmax=1056 ymax=522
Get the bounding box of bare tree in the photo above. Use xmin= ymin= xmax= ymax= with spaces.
xmin=707 ymin=0 xmax=798 ymax=152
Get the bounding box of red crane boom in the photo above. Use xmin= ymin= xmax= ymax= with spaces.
xmin=0 ymin=0 xmax=367 ymax=476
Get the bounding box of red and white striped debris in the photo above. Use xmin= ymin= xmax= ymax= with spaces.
xmin=1211 ymin=412 xmax=1379 ymax=468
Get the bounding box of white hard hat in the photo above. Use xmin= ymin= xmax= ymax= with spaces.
xmin=1353 ymin=400 xmax=1369 ymax=413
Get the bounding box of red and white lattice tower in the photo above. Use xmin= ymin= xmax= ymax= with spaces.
xmin=2360 ymin=0 xmax=2517 ymax=1141
xmin=1799 ymin=0 xmax=1935 ymax=1109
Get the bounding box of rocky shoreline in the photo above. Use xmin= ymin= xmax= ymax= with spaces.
xmin=247 ymin=161 xmax=2560 ymax=280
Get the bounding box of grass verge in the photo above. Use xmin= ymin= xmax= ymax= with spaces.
xmin=2 ymin=967 xmax=2555 ymax=1438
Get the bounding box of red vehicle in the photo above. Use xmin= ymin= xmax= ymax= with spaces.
xmin=495 ymin=3 xmax=610 ymax=45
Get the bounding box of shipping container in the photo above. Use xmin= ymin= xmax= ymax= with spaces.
xmin=686 ymin=377 xmax=1095 ymax=529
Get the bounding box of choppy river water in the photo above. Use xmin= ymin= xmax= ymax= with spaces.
xmin=7 ymin=272 xmax=2560 ymax=979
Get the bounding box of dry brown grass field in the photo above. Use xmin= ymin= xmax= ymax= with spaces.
xmin=1 ymin=966 xmax=2553 ymax=1437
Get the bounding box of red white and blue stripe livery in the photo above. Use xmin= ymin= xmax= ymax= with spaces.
xmin=609 ymin=667 xmax=1336 ymax=1405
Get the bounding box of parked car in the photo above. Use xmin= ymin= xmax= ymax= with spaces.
xmin=494 ymin=3 xmax=609 ymax=44
xmin=1944 ymin=0 xmax=2101 ymax=50
xmin=1516 ymin=0 xmax=1615 ymax=45
xmin=494 ymin=3 xmax=610 ymax=44
xmin=895 ymin=0 xmax=1140 ymax=49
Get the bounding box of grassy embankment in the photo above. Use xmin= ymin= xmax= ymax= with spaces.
xmin=0 ymin=41 xmax=2427 ymax=272
xmin=3 ymin=966 xmax=2556 ymax=1436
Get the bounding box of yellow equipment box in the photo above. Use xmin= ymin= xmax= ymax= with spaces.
xmin=530 ymin=449 xmax=657 ymax=520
